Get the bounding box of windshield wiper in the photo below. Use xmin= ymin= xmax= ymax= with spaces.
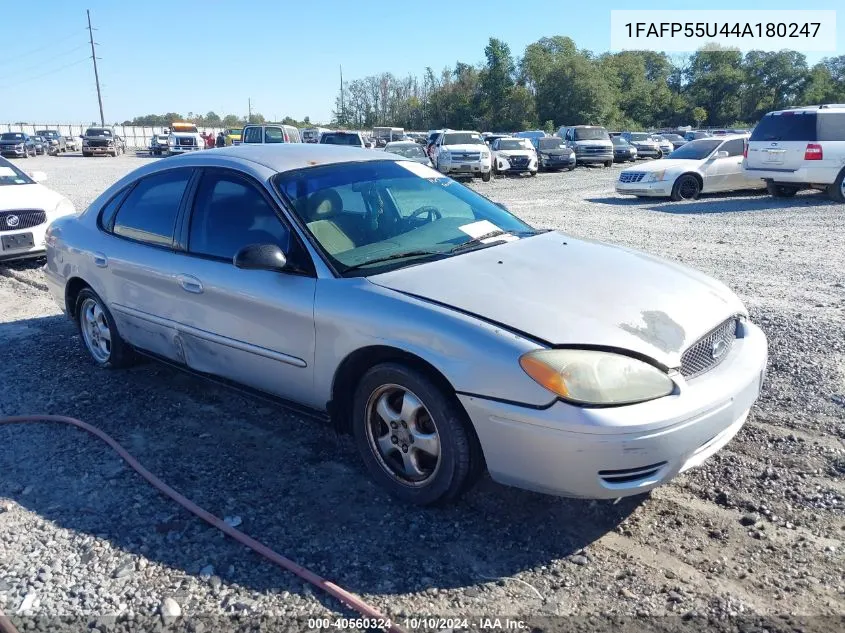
xmin=342 ymin=250 xmax=446 ymax=272
xmin=449 ymin=229 xmax=540 ymax=254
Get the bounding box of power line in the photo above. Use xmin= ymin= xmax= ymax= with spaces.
xmin=0 ymin=44 xmax=88 ymax=81
xmin=0 ymin=31 xmax=84 ymax=66
xmin=0 ymin=58 xmax=89 ymax=90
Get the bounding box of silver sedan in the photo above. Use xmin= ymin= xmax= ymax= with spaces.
xmin=44 ymin=145 xmax=768 ymax=505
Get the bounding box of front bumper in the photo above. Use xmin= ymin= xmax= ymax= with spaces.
xmin=438 ymin=160 xmax=491 ymax=176
xmin=632 ymin=146 xmax=661 ymax=157
xmin=459 ymin=322 xmax=767 ymax=499
xmin=538 ymin=155 xmax=575 ymax=169
xmin=0 ymin=148 xmax=26 ymax=157
xmin=573 ymin=153 xmax=613 ymax=164
xmin=83 ymin=145 xmax=117 ymax=155
xmin=615 ymin=178 xmax=673 ymax=196
xmin=168 ymin=146 xmax=202 ymax=154
xmin=0 ymin=223 xmax=49 ymax=262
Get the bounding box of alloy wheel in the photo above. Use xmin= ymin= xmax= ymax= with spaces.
xmin=80 ymin=297 xmax=112 ymax=363
xmin=365 ymin=384 xmax=441 ymax=486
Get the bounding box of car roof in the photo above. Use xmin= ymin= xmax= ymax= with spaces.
xmin=163 ymin=143 xmax=387 ymax=172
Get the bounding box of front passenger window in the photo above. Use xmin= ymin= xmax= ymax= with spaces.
xmin=188 ymin=172 xmax=291 ymax=261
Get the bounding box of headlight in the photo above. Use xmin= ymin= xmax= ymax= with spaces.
xmin=519 ymin=349 xmax=674 ymax=406
xmin=480 ymin=151 xmax=490 ymax=160
xmin=645 ymin=170 xmax=667 ymax=182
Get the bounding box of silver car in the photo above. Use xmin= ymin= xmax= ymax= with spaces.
xmin=44 ymin=145 xmax=768 ymax=505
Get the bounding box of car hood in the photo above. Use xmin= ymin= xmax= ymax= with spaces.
xmin=368 ymin=231 xmax=744 ymax=367
xmin=623 ymin=158 xmax=698 ymax=173
xmin=0 ymin=183 xmax=67 ymax=212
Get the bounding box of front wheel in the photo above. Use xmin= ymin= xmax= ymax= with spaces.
xmin=481 ymin=170 xmax=491 ymax=182
xmin=75 ymin=288 xmax=135 ymax=368
xmin=352 ymin=363 xmax=483 ymax=505
xmin=567 ymin=164 xmax=576 ymax=171
xmin=529 ymin=170 xmax=537 ymax=177
xmin=604 ymin=160 xmax=612 ymax=168
xmin=766 ymin=182 xmax=799 ymax=198
xmin=670 ymin=174 xmax=701 ymax=201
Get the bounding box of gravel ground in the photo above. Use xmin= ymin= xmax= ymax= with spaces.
xmin=0 ymin=153 xmax=843 ymax=632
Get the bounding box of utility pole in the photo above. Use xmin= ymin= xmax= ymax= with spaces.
xmin=339 ymin=65 xmax=344 ymax=124
xmin=87 ymin=10 xmax=105 ymax=126
xmin=248 ymin=98 xmax=252 ymax=123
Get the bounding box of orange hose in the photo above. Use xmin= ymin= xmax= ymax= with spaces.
xmin=0 ymin=415 xmax=406 ymax=633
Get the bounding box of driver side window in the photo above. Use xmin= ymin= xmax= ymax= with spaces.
xmin=187 ymin=171 xmax=291 ymax=262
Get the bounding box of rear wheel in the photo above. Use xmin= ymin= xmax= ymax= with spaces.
xmin=352 ymin=363 xmax=483 ymax=505
xmin=766 ymin=182 xmax=799 ymax=198
xmin=670 ymin=174 xmax=701 ymax=201
xmin=829 ymin=169 xmax=845 ymax=202
xmin=75 ymin=288 xmax=135 ymax=369
xmin=481 ymin=170 xmax=491 ymax=182
xmin=604 ymin=160 xmax=612 ymax=167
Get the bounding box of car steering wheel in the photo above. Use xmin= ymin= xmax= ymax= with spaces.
xmin=407 ymin=206 xmax=442 ymax=225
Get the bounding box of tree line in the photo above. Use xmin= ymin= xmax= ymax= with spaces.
xmin=120 ymin=112 xmax=311 ymax=128
xmin=331 ymin=36 xmax=845 ymax=132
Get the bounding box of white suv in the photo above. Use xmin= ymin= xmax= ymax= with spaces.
xmin=743 ymin=104 xmax=845 ymax=201
xmin=432 ymin=130 xmax=492 ymax=181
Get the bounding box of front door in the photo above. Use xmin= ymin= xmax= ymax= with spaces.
xmin=168 ymin=168 xmax=317 ymax=405
xmin=702 ymin=138 xmax=746 ymax=191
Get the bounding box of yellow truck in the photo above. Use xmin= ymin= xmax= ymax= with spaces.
xmin=224 ymin=128 xmax=243 ymax=146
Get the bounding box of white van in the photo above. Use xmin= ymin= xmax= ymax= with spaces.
xmin=743 ymin=104 xmax=845 ymax=201
xmin=557 ymin=125 xmax=614 ymax=167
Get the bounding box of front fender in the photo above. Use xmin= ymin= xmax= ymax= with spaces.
xmin=312 ymin=279 xmax=556 ymax=409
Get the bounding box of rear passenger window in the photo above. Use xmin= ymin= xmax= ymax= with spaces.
xmin=818 ymin=113 xmax=845 ymax=141
xmin=265 ymin=127 xmax=284 ymax=143
xmin=242 ymin=127 xmax=262 ymax=143
xmin=721 ymin=139 xmax=745 ymax=156
xmin=113 ymin=170 xmax=191 ymax=246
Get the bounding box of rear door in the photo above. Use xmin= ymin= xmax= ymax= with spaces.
xmin=168 ymin=168 xmax=318 ymax=404
xmin=746 ymin=111 xmax=817 ymax=171
xmin=103 ymin=168 xmax=195 ymax=362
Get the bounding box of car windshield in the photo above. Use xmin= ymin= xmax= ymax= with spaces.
xmin=497 ymin=139 xmax=531 ymax=150
xmin=611 ymin=137 xmax=630 ymax=146
xmin=663 ymin=134 xmax=684 ymax=141
xmin=274 ymin=160 xmax=534 ymax=275
xmin=573 ymin=128 xmax=609 ymax=141
xmin=85 ymin=128 xmax=112 ymax=137
xmin=386 ymin=144 xmax=427 ymax=159
xmin=1 ymin=133 xmax=25 ymax=141
xmin=667 ymin=139 xmax=722 ymax=160
xmin=0 ymin=158 xmax=33 ymax=186
xmin=442 ymin=133 xmax=484 ymax=145
xmin=628 ymin=133 xmax=651 ymax=141
xmin=321 ymin=133 xmax=361 ymax=145
xmin=37 ymin=131 xmax=57 ymax=138
xmin=538 ymin=138 xmax=566 ymax=150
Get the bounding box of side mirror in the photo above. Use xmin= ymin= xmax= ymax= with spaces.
xmin=233 ymin=243 xmax=287 ymax=272
xmin=29 ymin=171 xmax=48 ymax=182
xmin=714 ymin=151 xmax=729 ymax=158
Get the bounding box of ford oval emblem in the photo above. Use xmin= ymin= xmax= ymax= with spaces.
xmin=711 ymin=339 xmax=729 ymax=360
xmin=6 ymin=214 xmax=20 ymax=227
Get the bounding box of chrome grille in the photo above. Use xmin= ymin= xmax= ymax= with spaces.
xmin=178 ymin=138 xmax=195 ymax=147
xmin=451 ymin=152 xmax=480 ymax=161
xmin=0 ymin=209 xmax=46 ymax=232
xmin=619 ymin=172 xmax=646 ymax=183
xmin=680 ymin=318 xmax=738 ymax=379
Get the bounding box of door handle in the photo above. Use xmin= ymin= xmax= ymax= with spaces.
xmin=92 ymin=252 xmax=108 ymax=268
xmin=177 ymin=274 xmax=203 ymax=294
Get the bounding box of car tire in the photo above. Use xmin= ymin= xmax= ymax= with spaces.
xmin=670 ymin=174 xmax=701 ymax=201
xmin=567 ymin=165 xmax=576 ymax=171
xmin=604 ymin=160 xmax=612 ymax=167
xmin=829 ymin=168 xmax=845 ymax=202
xmin=766 ymin=182 xmax=799 ymax=198
xmin=529 ymin=170 xmax=537 ymax=177
xmin=351 ymin=362 xmax=483 ymax=505
xmin=481 ymin=170 xmax=491 ymax=182
xmin=75 ymin=288 xmax=135 ymax=369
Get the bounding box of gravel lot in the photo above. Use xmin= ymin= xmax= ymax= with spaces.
xmin=1 ymin=153 xmax=843 ymax=632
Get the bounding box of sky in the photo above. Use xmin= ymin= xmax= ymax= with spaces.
xmin=0 ymin=0 xmax=841 ymax=125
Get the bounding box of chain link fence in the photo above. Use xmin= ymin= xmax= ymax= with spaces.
xmin=2 ymin=123 xmax=224 ymax=150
